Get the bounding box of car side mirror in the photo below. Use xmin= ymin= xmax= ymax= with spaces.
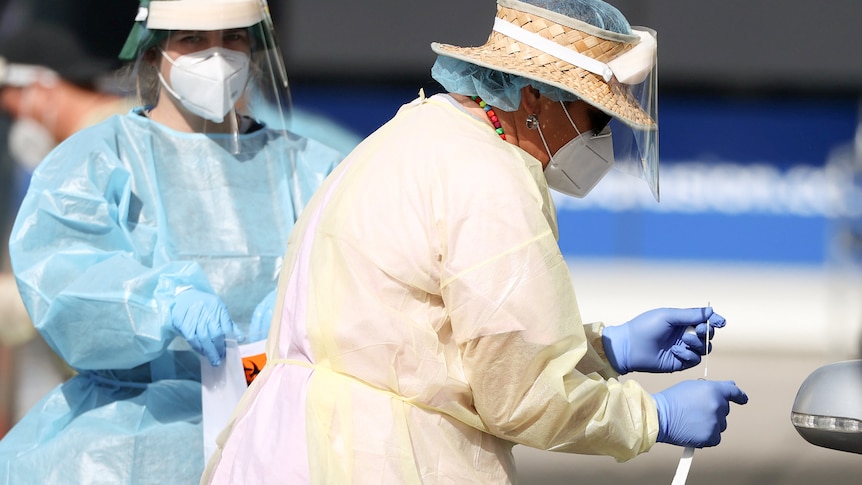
xmin=791 ymin=359 xmax=862 ymax=454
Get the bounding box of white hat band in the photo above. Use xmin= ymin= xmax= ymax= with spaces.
xmin=492 ymin=17 xmax=613 ymax=82
xmin=145 ymin=0 xmax=264 ymax=31
xmin=492 ymin=17 xmax=656 ymax=85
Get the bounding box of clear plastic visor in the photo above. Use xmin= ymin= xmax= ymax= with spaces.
xmin=130 ymin=5 xmax=291 ymax=138
xmin=607 ymin=27 xmax=659 ymax=201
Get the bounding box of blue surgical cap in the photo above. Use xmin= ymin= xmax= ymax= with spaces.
xmin=524 ymin=0 xmax=632 ymax=34
xmin=431 ymin=0 xmax=633 ymax=112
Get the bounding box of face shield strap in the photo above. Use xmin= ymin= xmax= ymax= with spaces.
xmin=491 ymin=18 xmax=656 ymax=86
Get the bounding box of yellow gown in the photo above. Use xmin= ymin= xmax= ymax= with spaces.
xmin=204 ymin=93 xmax=658 ymax=484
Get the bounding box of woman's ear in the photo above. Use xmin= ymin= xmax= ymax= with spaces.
xmin=519 ymin=86 xmax=542 ymax=115
xmin=143 ymin=47 xmax=159 ymax=65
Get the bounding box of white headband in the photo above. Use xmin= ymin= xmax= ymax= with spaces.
xmin=492 ymin=17 xmax=656 ymax=85
xmin=141 ymin=0 xmax=264 ymax=31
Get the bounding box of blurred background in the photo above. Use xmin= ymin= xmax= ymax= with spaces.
xmin=2 ymin=0 xmax=861 ymax=483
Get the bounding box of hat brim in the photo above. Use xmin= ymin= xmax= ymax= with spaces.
xmin=431 ymin=33 xmax=655 ymax=130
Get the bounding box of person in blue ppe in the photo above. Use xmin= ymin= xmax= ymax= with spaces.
xmin=0 ymin=1 xmax=343 ymax=483
xmin=203 ymin=1 xmax=747 ymax=483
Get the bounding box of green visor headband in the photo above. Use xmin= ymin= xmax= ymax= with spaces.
xmin=119 ymin=0 xmax=266 ymax=61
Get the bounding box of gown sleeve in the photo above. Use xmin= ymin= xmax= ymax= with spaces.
xmin=8 ymin=130 xmax=212 ymax=371
xmin=438 ymin=143 xmax=658 ymax=461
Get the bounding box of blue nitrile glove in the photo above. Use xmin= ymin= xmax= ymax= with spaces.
xmin=601 ymin=307 xmax=725 ymax=375
xmin=170 ymin=288 xmax=243 ymax=366
xmin=248 ymin=289 xmax=277 ymax=342
xmin=653 ymin=380 xmax=749 ymax=448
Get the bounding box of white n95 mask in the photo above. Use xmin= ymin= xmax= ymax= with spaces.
xmin=541 ymin=102 xmax=615 ymax=198
xmin=158 ymin=47 xmax=250 ymax=123
xmin=8 ymin=117 xmax=57 ymax=171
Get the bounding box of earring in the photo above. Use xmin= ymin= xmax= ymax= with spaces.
xmin=526 ymin=114 xmax=539 ymax=130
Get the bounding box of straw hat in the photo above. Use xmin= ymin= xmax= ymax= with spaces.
xmin=431 ymin=0 xmax=655 ymax=129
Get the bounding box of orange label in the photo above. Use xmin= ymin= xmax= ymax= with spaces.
xmin=242 ymin=352 xmax=267 ymax=386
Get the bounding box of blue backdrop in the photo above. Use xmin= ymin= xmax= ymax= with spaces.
xmin=292 ymin=82 xmax=861 ymax=266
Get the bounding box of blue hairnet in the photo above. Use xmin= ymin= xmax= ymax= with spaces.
xmin=431 ymin=0 xmax=632 ymax=112
xmin=431 ymin=56 xmax=579 ymax=112
xmin=525 ymin=0 xmax=632 ymax=33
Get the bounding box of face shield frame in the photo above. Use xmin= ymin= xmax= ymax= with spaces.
xmin=605 ymin=27 xmax=659 ymax=201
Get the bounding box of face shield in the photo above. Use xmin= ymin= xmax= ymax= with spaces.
xmin=466 ymin=14 xmax=659 ymax=201
xmin=123 ymin=0 xmax=291 ymax=138
xmin=605 ymin=27 xmax=659 ymax=201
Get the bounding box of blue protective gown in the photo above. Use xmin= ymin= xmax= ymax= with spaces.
xmin=0 ymin=109 xmax=342 ymax=484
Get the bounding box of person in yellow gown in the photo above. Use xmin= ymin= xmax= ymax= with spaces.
xmin=204 ymin=1 xmax=748 ymax=483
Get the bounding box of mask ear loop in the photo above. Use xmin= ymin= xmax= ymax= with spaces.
xmin=560 ymin=101 xmax=585 ymax=137
xmin=155 ymin=50 xmax=186 ymax=107
xmin=532 ymin=115 xmax=554 ymax=164
xmin=537 ymin=103 xmax=588 ymax=166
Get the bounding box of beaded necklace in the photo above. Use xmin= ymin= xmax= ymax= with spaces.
xmin=471 ymin=95 xmax=506 ymax=140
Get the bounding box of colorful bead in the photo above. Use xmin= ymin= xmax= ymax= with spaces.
xmin=471 ymin=96 xmax=506 ymax=141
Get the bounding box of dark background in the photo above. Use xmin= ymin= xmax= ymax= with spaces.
xmin=278 ymin=0 xmax=862 ymax=94
xmin=273 ymin=0 xmax=862 ymax=173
